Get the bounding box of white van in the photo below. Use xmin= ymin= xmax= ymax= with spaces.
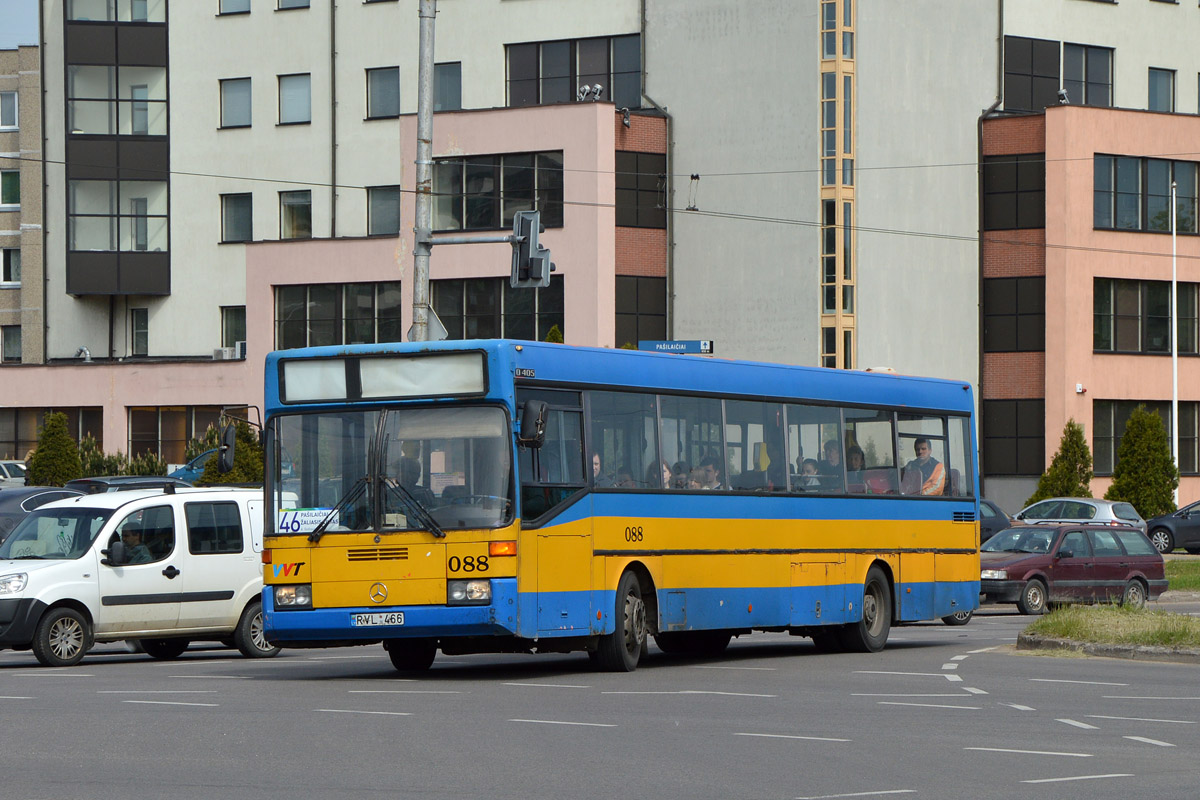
xmin=0 ymin=486 xmax=278 ymax=666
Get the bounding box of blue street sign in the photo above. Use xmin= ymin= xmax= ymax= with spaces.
xmin=637 ymin=340 xmax=714 ymax=355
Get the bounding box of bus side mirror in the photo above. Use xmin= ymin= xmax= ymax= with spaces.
xmin=218 ymin=424 xmax=237 ymax=473
xmin=518 ymin=400 xmax=548 ymax=448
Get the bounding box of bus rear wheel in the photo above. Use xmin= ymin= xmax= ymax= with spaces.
xmin=385 ymin=638 xmax=437 ymax=673
xmin=838 ymin=566 xmax=891 ymax=653
xmin=595 ymin=571 xmax=647 ymax=672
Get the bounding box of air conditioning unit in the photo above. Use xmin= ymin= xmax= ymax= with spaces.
xmin=213 ymin=347 xmax=237 ymax=361
xmin=235 ymin=340 xmax=247 ymax=359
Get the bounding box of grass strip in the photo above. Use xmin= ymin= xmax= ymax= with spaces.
xmin=1166 ymin=559 xmax=1200 ymax=591
xmin=1026 ymin=604 xmax=1200 ymax=648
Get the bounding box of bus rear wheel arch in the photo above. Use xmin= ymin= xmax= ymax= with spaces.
xmin=838 ymin=564 xmax=892 ymax=653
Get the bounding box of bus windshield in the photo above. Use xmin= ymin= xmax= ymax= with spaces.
xmin=271 ymin=405 xmax=513 ymax=535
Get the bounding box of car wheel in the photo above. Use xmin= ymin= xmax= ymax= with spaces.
xmin=32 ymin=607 xmax=92 ymax=667
xmin=941 ymin=609 xmax=973 ymax=626
xmin=1149 ymin=528 xmax=1174 ymax=554
xmin=233 ymin=601 xmax=280 ymax=658
xmin=1120 ymin=580 xmax=1147 ymax=610
xmin=1017 ymin=579 xmax=1048 ymax=615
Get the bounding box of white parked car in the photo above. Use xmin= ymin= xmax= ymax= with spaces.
xmin=0 ymin=487 xmax=278 ymax=666
xmin=0 ymin=460 xmax=27 ymax=487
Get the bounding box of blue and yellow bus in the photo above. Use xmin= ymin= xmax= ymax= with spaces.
xmin=259 ymin=339 xmax=980 ymax=672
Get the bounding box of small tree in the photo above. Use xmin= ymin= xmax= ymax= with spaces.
xmin=78 ymin=434 xmax=126 ymax=477
xmin=543 ymin=324 xmax=564 ymax=344
xmin=185 ymin=425 xmax=221 ymax=462
xmin=127 ymin=451 xmax=168 ymax=476
xmin=1025 ymin=418 xmax=1093 ymax=506
xmin=27 ymin=412 xmax=83 ymax=487
xmin=199 ymin=421 xmax=263 ymax=485
xmin=1104 ymin=405 xmax=1179 ymax=518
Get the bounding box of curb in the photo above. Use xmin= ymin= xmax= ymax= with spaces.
xmin=1016 ymin=633 xmax=1200 ymax=665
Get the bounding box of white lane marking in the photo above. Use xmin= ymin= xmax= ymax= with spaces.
xmin=168 ymin=675 xmax=250 ymax=680
xmin=1022 ymin=774 xmax=1134 ymax=784
xmin=10 ymin=672 xmax=94 ymax=677
xmin=963 ymin=687 xmax=988 ymax=695
xmin=0 ymin=696 xmax=35 ymax=700
xmin=795 ymin=790 xmax=915 ymax=799
xmin=951 ymin=655 xmax=969 ymax=661
xmin=965 ymin=747 xmax=1091 ymax=758
xmin=944 ymin=674 xmax=963 ymax=682
xmin=878 ymin=701 xmax=979 ymax=710
xmin=316 ymin=708 xmax=412 ymax=716
xmin=692 ymin=665 xmax=777 ymax=671
xmin=509 ymin=718 xmax=616 ymax=728
xmin=941 ymin=663 xmax=959 ymax=670
xmin=348 ymin=689 xmax=462 ymax=694
xmin=1104 ymin=696 xmax=1200 ymax=700
xmin=98 ymin=690 xmax=218 ymax=694
xmin=735 ymin=732 xmax=850 ymax=743
xmin=306 ymin=654 xmax=386 ymax=660
xmin=503 ymin=682 xmax=590 ymax=689
xmin=852 ymin=693 xmax=972 ymax=698
xmin=1001 ymin=703 xmax=1036 ymax=711
xmin=1123 ymin=736 xmax=1175 ymax=747
xmin=602 ymin=690 xmax=776 ymax=697
xmin=1057 ymin=719 xmax=1099 ymax=730
xmin=1030 ymin=678 xmax=1127 ymax=686
xmin=967 ymin=646 xmax=999 ymax=653
xmin=122 ymin=700 xmax=220 ymax=707
xmin=1087 ymin=714 xmax=1196 ymax=725
xmin=855 ymin=670 xmax=947 ymax=678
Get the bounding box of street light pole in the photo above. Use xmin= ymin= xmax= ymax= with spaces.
xmin=1172 ymin=179 xmax=1179 ymax=506
xmin=410 ymin=0 xmax=437 ymax=342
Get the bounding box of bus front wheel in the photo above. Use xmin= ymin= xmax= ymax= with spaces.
xmin=594 ymin=571 xmax=647 ymax=672
xmin=385 ymin=638 xmax=437 ymax=673
xmin=838 ymin=566 xmax=892 ymax=653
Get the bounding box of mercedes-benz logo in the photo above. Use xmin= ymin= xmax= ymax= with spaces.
xmin=369 ymin=583 xmax=388 ymax=603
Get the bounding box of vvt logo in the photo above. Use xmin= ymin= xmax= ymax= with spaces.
xmin=272 ymin=562 xmax=306 ymax=578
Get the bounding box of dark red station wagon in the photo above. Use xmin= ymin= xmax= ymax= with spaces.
xmin=980 ymin=525 xmax=1167 ymax=614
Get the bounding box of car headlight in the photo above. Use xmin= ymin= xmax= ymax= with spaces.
xmin=981 ymin=569 xmax=1007 ymax=580
xmin=274 ymin=584 xmax=312 ymax=609
xmin=447 ymin=579 xmax=491 ymax=605
xmin=0 ymin=572 xmax=27 ymax=595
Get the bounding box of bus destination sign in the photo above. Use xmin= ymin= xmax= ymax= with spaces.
xmin=638 ymin=340 xmax=714 ymax=355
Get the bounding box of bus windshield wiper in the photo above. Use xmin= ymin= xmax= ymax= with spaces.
xmin=309 ymin=476 xmax=368 ymax=543
xmin=382 ymin=478 xmax=446 ymax=539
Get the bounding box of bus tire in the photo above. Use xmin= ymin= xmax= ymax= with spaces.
xmin=809 ymin=630 xmax=844 ymax=652
xmin=941 ymin=609 xmax=973 ymax=626
xmin=654 ymin=630 xmax=731 ymax=656
xmin=385 ymin=638 xmax=437 ymax=673
xmin=594 ymin=571 xmax=647 ymax=672
xmin=838 ymin=566 xmax=891 ymax=653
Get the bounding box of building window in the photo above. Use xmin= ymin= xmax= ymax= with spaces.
xmin=1149 ymin=67 xmax=1175 ymax=112
xmin=67 ymin=0 xmax=164 ymax=21
xmin=1062 ymin=44 xmax=1112 ymax=107
xmin=67 ymin=65 xmax=167 ymax=136
xmin=1 ymin=249 xmax=19 ymax=285
xmin=822 ymin=326 xmax=836 ymax=368
xmin=0 ymin=92 xmax=15 ymax=128
xmin=615 ymin=152 xmax=666 ymax=228
xmin=506 ymin=34 xmax=641 ymax=111
xmin=366 ymin=67 xmax=400 ymax=119
xmin=982 ymin=154 xmax=1045 ymax=230
xmin=433 ymin=276 xmax=564 ymax=341
xmin=0 ymin=407 xmax=102 ymax=460
xmin=1094 ymin=400 xmax=1196 ymax=475
xmin=275 ymin=282 xmax=403 ymax=349
xmin=820 ymin=0 xmax=836 ymax=59
xmin=68 ymin=180 xmax=168 ymax=252
xmin=0 ymin=170 xmax=18 ymax=208
xmin=367 ymin=186 xmax=400 ymax=235
xmin=434 ymin=151 xmax=563 ymax=232
xmin=278 ymin=74 xmax=311 ymax=124
xmin=983 ymin=277 xmax=1045 ymax=352
xmin=435 ymin=62 xmax=462 ymax=111
xmin=219 ymin=0 xmax=251 ymax=13
xmin=279 ymin=0 xmax=309 ymax=8
xmin=1 ymin=326 xmax=20 ymax=364
xmin=821 ymin=71 xmax=836 ymax=186
xmin=982 ymin=399 xmax=1045 ymax=476
xmin=279 ymin=190 xmax=311 ymax=239
xmin=130 ymin=308 xmax=148 ymax=356
xmin=1094 ymin=155 xmax=1198 ymax=233
xmin=1003 ymin=36 xmax=1060 ymax=112
xmin=221 ymin=306 xmax=246 ymax=349
xmin=615 ymin=276 xmax=666 ymax=348
xmin=1094 ymin=277 xmax=1197 ymax=354
xmin=220 ymin=78 xmax=251 ymax=128
xmin=129 ymin=406 xmax=224 ymax=463
xmin=221 ymin=193 xmax=252 ymax=243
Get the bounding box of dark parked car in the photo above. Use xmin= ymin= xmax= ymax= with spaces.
xmin=1145 ymin=501 xmax=1200 ymax=554
xmin=64 ymin=475 xmax=192 ymax=494
xmin=980 ymin=525 xmax=1167 ymax=614
xmin=0 ymin=486 xmax=85 ymax=543
xmin=980 ymin=499 xmax=1011 ymax=543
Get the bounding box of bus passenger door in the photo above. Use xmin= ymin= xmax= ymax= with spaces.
xmin=536 ymin=527 xmax=593 ymax=634
xmin=791 ymin=555 xmax=846 ymax=626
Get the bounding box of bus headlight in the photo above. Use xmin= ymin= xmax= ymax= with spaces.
xmin=448 ymin=579 xmax=491 ymax=605
xmin=0 ymin=572 xmax=27 ymax=595
xmin=980 ymin=569 xmax=1007 ymax=580
xmin=274 ymin=584 xmax=313 ymax=609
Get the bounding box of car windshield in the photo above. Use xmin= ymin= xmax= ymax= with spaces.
xmin=0 ymin=507 xmax=113 ymax=560
xmin=981 ymin=527 xmax=1056 ymax=554
xmin=270 ymin=406 xmax=513 ymax=535
xmin=6 ymin=463 xmax=26 ymax=478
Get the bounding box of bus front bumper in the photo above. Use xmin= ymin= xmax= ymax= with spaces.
xmin=263 ymin=578 xmax=519 ymax=644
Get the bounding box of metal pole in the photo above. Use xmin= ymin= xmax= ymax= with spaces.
xmin=410 ymin=0 xmax=437 ymax=342
xmin=1172 ymin=180 xmax=1179 ymax=506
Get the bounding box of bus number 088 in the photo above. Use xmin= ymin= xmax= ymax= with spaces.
xmin=447 ymin=555 xmax=488 ymax=573
xmin=624 ymin=526 xmax=643 ymax=542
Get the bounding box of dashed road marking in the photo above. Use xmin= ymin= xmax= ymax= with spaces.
xmin=1104 ymin=696 xmax=1200 ymax=700
xmin=967 ymin=647 xmax=999 ymax=654
xmin=950 ymin=655 xmax=969 ymax=661
xmin=941 ymin=663 xmax=959 ymax=670
xmin=1087 ymin=714 xmax=1196 ymax=725
xmin=693 ymin=664 xmax=777 ymax=671
xmin=348 ymin=690 xmax=462 ymax=694
xmin=1123 ymin=736 xmax=1174 ymax=747
xmin=122 ymin=700 xmax=220 ymax=707
xmin=965 ymin=746 xmax=1091 ymax=758
xmin=1030 ymin=678 xmax=1127 ymax=686
xmin=1022 ymin=774 xmax=1133 ymax=784
xmin=603 ymin=690 xmax=776 ymax=697
xmin=735 ymin=732 xmax=850 ymax=743
xmin=963 ymin=687 xmax=988 ymax=695
xmin=503 ymin=682 xmax=590 ymax=689
xmin=878 ymin=701 xmax=979 ymax=710
xmin=794 ymin=790 xmax=915 ymax=799
xmin=316 ymin=708 xmax=411 ymax=716
xmin=509 ymin=718 xmax=615 ymax=727
xmin=1056 ymin=718 xmax=1099 ymax=730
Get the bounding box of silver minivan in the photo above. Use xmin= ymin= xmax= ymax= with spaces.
xmin=1013 ymin=497 xmax=1147 ymax=534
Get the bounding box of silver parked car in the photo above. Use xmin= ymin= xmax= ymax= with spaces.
xmin=1013 ymin=496 xmax=1146 ymax=534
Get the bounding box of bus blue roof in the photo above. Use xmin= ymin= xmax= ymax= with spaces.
xmin=265 ymin=340 xmax=974 ymax=416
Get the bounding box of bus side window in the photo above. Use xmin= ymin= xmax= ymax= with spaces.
xmin=518 ymin=408 xmax=585 ymax=522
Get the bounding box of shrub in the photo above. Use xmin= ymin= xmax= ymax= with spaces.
xmin=1026 ymin=418 xmax=1093 ymax=506
xmin=27 ymin=412 xmax=82 ymax=487
xmin=126 ymin=451 xmax=168 ymax=477
xmin=185 ymin=425 xmax=221 ymax=462
xmin=1104 ymin=404 xmax=1178 ymax=518
xmin=543 ymin=324 xmax=564 ymax=344
xmin=79 ymin=434 xmax=125 ymax=477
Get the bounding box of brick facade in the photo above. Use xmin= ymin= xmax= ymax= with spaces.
xmin=614 ymin=111 xmax=667 ymax=152
xmin=982 ymin=352 xmax=1045 ymax=399
xmin=981 ymin=114 xmax=1045 ymax=156
xmin=982 ymin=230 xmax=1046 ymax=278
xmin=615 ymin=227 xmax=667 ymax=277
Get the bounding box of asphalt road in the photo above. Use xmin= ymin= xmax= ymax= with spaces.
xmin=2 ymin=602 xmax=1198 ymax=800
